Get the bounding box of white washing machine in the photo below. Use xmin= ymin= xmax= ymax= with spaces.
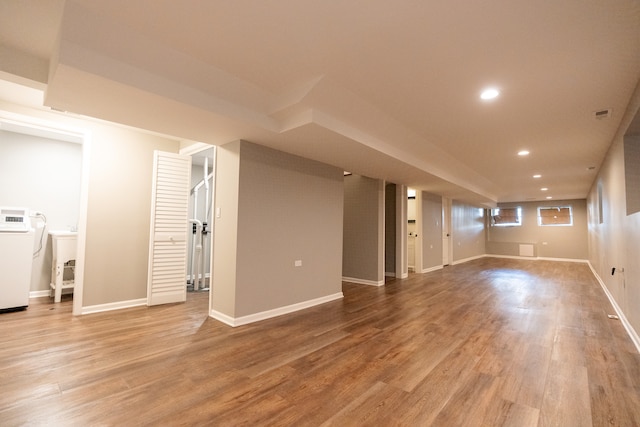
xmin=0 ymin=207 xmax=35 ymax=311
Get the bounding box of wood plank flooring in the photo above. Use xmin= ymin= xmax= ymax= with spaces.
xmin=1 ymin=258 xmax=640 ymax=426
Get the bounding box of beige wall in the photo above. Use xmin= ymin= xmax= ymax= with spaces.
xmin=487 ymin=199 xmax=588 ymax=260
xmin=587 ymin=91 xmax=640 ymax=341
xmin=451 ymin=201 xmax=485 ymax=262
xmin=213 ymin=141 xmax=344 ymax=318
xmin=83 ymin=125 xmax=179 ymax=306
xmin=343 ymin=174 xmax=384 ymax=284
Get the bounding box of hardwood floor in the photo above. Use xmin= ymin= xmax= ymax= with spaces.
xmin=1 ymin=258 xmax=639 ymax=426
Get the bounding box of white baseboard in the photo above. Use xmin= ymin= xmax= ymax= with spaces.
xmin=484 ymin=254 xmax=588 ymax=263
xmin=588 ymin=262 xmax=640 ymax=354
xmin=452 ymin=254 xmax=485 ymax=265
xmin=342 ymin=276 xmax=385 ymax=287
xmin=29 ymin=289 xmax=49 ymax=298
xmin=30 ymin=289 xmax=74 ymax=299
xmin=209 ymin=292 xmax=344 ymax=327
xmin=421 ymin=265 xmax=444 ymax=274
xmin=536 ymin=256 xmax=588 ymax=263
xmin=30 ymin=290 xmax=50 ymax=298
xmin=485 ymin=254 xmax=538 ymax=261
xmin=384 ymin=272 xmax=410 ymax=278
xmin=81 ymin=298 xmax=147 ymax=315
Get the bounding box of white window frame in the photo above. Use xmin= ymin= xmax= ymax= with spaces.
xmin=491 ymin=207 xmax=522 ymax=227
xmin=537 ymin=206 xmax=573 ymax=226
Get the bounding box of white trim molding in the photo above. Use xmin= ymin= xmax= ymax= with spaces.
xmin=29 ymin=289 xmax=74 ymax=299
xmin=452 ymin=254 xmax=485 ymax=265
xmin=342 ymin=276 xmax=385 ymax=287
xmin=588 ymin=262 xmax=640 ymax=354
xmin=30 ymin=290 xmax=51 ymax=298
xmin=81 ymin=298 xmax=147 ymax=315
xmin=421 ymin=265 xmax=444 ymax=274
xmin=537 ymin=256 xmax=588 ymax=263
xmin=484 ymin=254 xmax=588 ymax=263
xmin=209 ymin=292 xmax=344 ymax=327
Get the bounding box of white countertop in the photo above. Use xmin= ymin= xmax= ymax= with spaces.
xmin=48 ymin=230 xmax=78 ymax=238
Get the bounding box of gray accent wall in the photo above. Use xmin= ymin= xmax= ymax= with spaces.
xmin=587 ymin=83 xmax=640 ymax=343
xmin=343 ymin=174 xmax=384 ymax=284
xmin=421 ymin=192 xmax=443 ymax=270
xmin=212 ymin=141 xmax=344 ymax=318
xmin=452 ymin=201 xmax=485 ymax=262
xmin=384 ymin=183 xmax=396 ymax=275
xmin=486 ymin=199 xmax=588 ymax=260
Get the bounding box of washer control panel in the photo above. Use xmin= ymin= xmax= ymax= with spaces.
xmin=0 ymin=207 xmax=30 ymax=232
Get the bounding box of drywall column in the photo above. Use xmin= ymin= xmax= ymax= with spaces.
xmin=211 ymin=140 xmax=344 ymax=325
xmin=451 ymin=201 xmax=486 ymax=263
xmin=210 ymin=141 xmax=240 ymax=319
xmin=421 ymin=192 xmax=444 ymax=272
xmin=343 ymin=174 xmax=385 ymax=286
xmin=396 ymin=184 xmax=408 ymax=279
xmin=384 ymin=183 xmax=396 ymax=277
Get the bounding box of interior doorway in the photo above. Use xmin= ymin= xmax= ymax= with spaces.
xmin=0 ymin=111 xmax=90 ymax=316
xmin=442 ymin=197 xmax=452 ymax=266
xmin=188 ymin=147 xmax=215 ymax=293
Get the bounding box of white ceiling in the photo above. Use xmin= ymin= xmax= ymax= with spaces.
xmin=1 ymin=0 xmax=639 ymax=206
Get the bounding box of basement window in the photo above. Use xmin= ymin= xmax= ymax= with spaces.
xmin=491 ymin=207 xmax=522 ymax=226
xmin=538 ymin=206 xmax=573 ymax=226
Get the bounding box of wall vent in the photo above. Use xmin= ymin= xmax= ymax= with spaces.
xmin=593 ymin=109 xmax=612 ymax=120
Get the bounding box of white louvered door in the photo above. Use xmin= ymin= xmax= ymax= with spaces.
xmin=147 ymin=151 xmax=191 ymax=306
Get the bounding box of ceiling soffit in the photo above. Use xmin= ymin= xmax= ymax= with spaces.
xmin=46 ymin=1 xmax=499 ymax=204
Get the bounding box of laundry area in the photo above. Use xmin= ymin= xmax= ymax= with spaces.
xmin=1 ymin=121 xmax=219 ymax=313
xmin=0 ymin=124 xmax=82 ymax=311
xmin=0 ymin=208 xmax=36 ymax=310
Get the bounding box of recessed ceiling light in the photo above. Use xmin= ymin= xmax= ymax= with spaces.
xmin=480 ymin=88 xmax=500 ymax=100
xmin=533 ymin=174 xmax=541 ymax=179
xmin=541 ymin=187 xmax=548 ymax=191
xmin=518 ymin=150 xmax=530 ymax=156
xmin=546 ymin=196 xmax=553 ymax=199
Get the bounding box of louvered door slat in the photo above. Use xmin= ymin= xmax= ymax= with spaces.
xmin=147 ymin=151 xmax=191 ymax=306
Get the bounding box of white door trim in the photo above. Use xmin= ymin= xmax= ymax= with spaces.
xmin=0 ymin=110 xmax=90 ymax=316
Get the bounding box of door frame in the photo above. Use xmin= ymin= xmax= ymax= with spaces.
xmin=442 ymin=197 xmax=452 ymax=266
xmin=0 ymin=110 xmax=91 ymax=316
xmin=179 ymin=143 xmax=216 ymax=314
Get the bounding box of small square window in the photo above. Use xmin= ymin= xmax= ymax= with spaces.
xmin=538 ymin=206 xmax=573 ymax=226
xmin=491 ymin=207 xmax=522 ymax=226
